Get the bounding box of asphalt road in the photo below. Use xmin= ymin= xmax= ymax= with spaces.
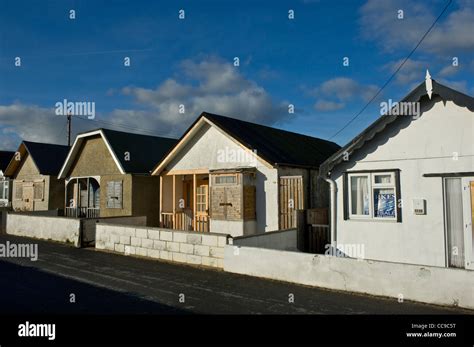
xmin=0 ymin=234 xmax=470 ymax=315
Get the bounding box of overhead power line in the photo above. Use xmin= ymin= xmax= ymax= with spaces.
xmin=328 ymin=0 xmax=453 ymax=140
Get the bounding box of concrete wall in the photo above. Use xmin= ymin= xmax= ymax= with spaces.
xmin=224 ymin=246 xmax=474 ymax=309
xmin=6 ymin=213 xmax=80 ymax=246
xmin=165 ymin=123 xmax=280 ymax=233
xmin=96 ymin=224 xmax=230 ymax=268
xmin=233 ymin=228 xmax=297 ymax=251
xmin=331 ymin=99 xmax=474 ymax=268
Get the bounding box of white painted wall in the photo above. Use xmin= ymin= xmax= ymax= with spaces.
xmin=331 ymin=98 xmax=474 ymax=267
xmin=233 ymin=228 xmax=297 ymax=251
xmin=166 ymin=123 xmax=279 ymax=233
xmin=6 ymin=213 xmax=81 ymax=246
xmin=224 ymin=245 xmax=474 ymax=309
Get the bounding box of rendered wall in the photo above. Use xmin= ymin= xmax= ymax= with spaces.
xmin=224 ymin=245 xmax=474 ymax=309
xmin=6 ymin=213 xmax=80 ymax=246
xmin=331 ymin=99 xmax=474 ymax=267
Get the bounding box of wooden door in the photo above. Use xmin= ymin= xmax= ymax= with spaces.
xmin=23 ymin=184 xmax=34 ymax=211
xmin=279 ymin=176 xmax=304 ymax=229
xmin=195 ymin=180 xmax=209 ymax=232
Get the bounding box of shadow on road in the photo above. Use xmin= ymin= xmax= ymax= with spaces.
xmin=0 ymin=260 xmax=190 ymax=314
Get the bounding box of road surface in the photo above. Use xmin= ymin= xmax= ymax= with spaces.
xmin=0 ymin=234 xmax=470 ymax=314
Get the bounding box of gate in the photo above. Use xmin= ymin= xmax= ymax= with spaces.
xmin=279 ymin=176 xmax=304 ymax=229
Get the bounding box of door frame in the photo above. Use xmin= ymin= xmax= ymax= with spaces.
xmin=461 ymin=177 xmax=474 ymax=270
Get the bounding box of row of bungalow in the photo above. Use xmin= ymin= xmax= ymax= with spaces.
xmin=2 ymin=112 xmax=339 ymax=238
xmin=1 ymin=75 xmax=474 ymax=271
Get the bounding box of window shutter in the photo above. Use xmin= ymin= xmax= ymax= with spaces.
xmin=15 ymin=182 xmax=23 ymax=200
xmin=114 ymin=181 xmax=122 ymax=208
xmin=34 ymin=181 xmax=44 ymax=200
xmin=210 ymin=186 xmax=226 ymax=219
xmin=106 ymin=181 xmax=114 ymax=208
xmin=342 ymin=173 xmax=348 ymax=220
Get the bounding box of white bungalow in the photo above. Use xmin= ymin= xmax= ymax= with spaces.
xmin=152 ymin=112 xmax=340 ymax=237
xmin=320 ymin=72 xmax=474 ymax=270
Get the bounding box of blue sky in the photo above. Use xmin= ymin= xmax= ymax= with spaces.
xmin=0 ymin=0 xmax=473 ymax=150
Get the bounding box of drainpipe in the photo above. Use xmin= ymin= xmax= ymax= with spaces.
xmin=322 ymin=173 xmax=337 ymax=247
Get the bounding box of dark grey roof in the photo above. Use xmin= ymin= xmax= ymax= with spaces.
xmin=0 ymin=151 xmax=15 ymax=172
xmin=100 ymin=128 xmax=178 ymax=174
xmin=23 ymin=141 xmax=70 ymax=175
xmin=202 ymin=112 xmax=340 ymax=168
xmin=320 ymin=80 xmax=474 ymax=175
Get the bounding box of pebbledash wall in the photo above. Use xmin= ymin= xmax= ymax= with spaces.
xmin=96 ymin=224 xmax=229 ymax=268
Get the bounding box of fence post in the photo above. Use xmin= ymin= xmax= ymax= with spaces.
xmin=296 ymin=209 xmax=307 ymax=252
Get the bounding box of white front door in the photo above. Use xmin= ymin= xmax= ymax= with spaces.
xmin=445 ymin=177 xmax=474 ymax=270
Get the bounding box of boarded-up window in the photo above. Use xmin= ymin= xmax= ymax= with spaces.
xmin=15 ymin=182 xmax=23 ymax=200
xmin=243 ymin=186 xmax=256 ymax=219
xmin=106 ymin=181 xmax=122 ymax=209
xmin=33 ymin=181 xmax=44 ymax=200
xmin=210 ymin=185 xmax=241 ymax=221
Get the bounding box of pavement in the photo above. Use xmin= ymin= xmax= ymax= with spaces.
xmin=0 ymin=234 xmax=471 ymax=315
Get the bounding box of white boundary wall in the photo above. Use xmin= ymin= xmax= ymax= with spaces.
xmin=224 ymin=246 xmax=474 ymax=309
xmin=232 ymin=229 xmax=297 ymax=251
xmin=96 ymin=224 xmax=230 ymax=268
xmin=6 ymin=213 xmax=81 ymax=246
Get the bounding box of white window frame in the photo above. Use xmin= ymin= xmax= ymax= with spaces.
xmin=348 ymin=173 xmax=372 ymax=219
xmin=348 ymin=171 xmax=397 ymax=221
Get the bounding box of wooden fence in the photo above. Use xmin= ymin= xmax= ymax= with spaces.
xmin=297 ymin=208 xmax=330 ymax=254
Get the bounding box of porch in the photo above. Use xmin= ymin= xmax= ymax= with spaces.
xmin=65 ymin=177 xmax=100 ymax=219
xmin=160 ymin=170 xmax=209 ymax=232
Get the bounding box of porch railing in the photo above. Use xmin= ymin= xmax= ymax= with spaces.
xmin=66 ymin=207 xmax=100 ymax=219
xmin=161 ymin=211 xmax=209 ymax=232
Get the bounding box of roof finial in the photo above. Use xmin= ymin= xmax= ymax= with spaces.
xmin=425 ymin=69 xmax=433 ymax=99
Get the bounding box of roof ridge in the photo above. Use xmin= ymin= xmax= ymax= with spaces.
xmin=202 ymin=112 xmax=338 ymax=145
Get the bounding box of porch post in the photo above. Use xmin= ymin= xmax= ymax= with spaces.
xmin=75 ymin=178 xmax=79 ymax=218
xmin=159 ymin=175 xmax=163 ymax=226
xmin=86 ymin=178 xmax=90 ymax=208
xmin=172 ymin=174 xmax=176 ymax=228
xmin=64 ymin=180 xmax=67 ymax=212
xmin=193 ymin=174 xmax=197 ymax=231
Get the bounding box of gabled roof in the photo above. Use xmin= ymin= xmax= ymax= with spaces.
xmin=320 ymin=79 xmax=474 ymax=175
xmin=0 ymin=151 xmax=15 ymax=172
xmin=4 ymin=141 xmax=70 ymax=177
xmin=58 ymin=128 xmax=178 ymax=178
xmin=153 ymin=112 xmax=340 ymax=174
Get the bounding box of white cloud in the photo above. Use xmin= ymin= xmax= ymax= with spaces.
xmin=121 ymin=57 xmax=289 ymax=129
xmin=314 ymin=100 xmax=345 ymax=111
xmin=309 ymin=77 xmax=379 ymax=112
xmin=359 ymin=0 xmax=474 ymax=54
xmin=383 ymin=59 xmax=428 ymax=85
xmin=1 ymin=57 xmax=289 ymax=149
xmin=0 ymin=104 xmax=70 ymax=150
